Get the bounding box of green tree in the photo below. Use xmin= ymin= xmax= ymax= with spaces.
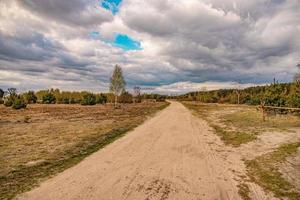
xmin=42 ymin=92 xmax=56 ymax=104
xmin=24 ymin=91 xmax=37 ymax=104
xmin=81 ymin=93 xmax=96 ymax=105
xmin=287 ymin=82 xmax=300 ymax=107
xmin=109 ymin=65 xmax=126 ymax=107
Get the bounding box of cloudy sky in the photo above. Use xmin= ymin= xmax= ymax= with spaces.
xmin=0 ymin=0 xmax=299 ymax=94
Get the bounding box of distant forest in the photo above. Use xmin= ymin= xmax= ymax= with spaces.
xmin=177 ymin=81 xmax=300 ymax=108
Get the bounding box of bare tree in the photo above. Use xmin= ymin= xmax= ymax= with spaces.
xmin=109 ymin=65 xmax=126 ymax=108
xmin=7 ymin=88 xmax=17 ymax=96
xmin=133 ymin=86 xmax=141 ymax=103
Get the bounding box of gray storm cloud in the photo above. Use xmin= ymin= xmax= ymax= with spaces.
xmin=0 ymin=0 xmax=299 ymax=93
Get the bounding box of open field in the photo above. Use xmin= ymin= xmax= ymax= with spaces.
xmin=16 ymin=101 xmax=272 ymax=200
xmin=183 ymin=101 xmax=300 ymax=199
xmin=0 ymin=102 xmax=168 ymax=199
xmin=2 ymin=101 xmax=300 ymax=200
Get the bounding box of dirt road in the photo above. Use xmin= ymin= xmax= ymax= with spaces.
xmin=18 ymin=101 xmax=270 ymax=200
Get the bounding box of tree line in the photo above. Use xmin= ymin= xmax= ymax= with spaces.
xmin=177 ymin=81 xmax=300 ymax=108
xmin=0 ymin=65 xmax=166 ymax=109
xmin=178 ymin=62 xmax=300 ymax=108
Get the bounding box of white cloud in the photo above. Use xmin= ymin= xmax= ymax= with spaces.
xmin=152 ymin=81 xmax=261 ymax=94
xmin=0 ymin=0 xmax=299 ymax=94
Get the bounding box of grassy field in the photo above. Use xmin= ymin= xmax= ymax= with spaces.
xmin=0 ymin=102 xmax=169 ymax=199
xmin=183 ymin=102 xmax=300 ymax=147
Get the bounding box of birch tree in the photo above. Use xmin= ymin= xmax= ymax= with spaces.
xmin=109 ymin=65 xmax=126 ymax=107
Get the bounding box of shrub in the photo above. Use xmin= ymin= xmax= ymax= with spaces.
xmin=69 ymin=98 xmax=76 ymax=104
xmin=118 ymin=91 xmax=133 ymax=103
xmin=24 ymin=91 xmax=37 ymax=104
xmin=42 ymin=93 xmax=56 ymax=104
xmin=4 ymin=88 xmax=16 ymax=107
xmin=4 ymin=99 xmax=13 ymax=107
xmin=81 ymin=93 xmax=96 ymax=105
xmin=96 ymin=94 xmax=107 ymax=104
xmin=12 ymin=97 xmax=27 ymax=109
xmin=63 ymin=98 xmax=70 ymax=104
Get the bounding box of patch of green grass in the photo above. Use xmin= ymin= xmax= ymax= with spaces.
xmin=212 ymin=125 xmax=257 ymax=147
xmin=246 ymin=142 xmax=300 ymax=200
xmin=238 ymin=183 xmax=251 ymax=200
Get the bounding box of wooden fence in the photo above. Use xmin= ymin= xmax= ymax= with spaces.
xmin=259 ymin=105 xmax=300 ymax=121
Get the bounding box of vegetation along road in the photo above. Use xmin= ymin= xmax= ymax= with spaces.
xmin=17 ymin=101 xmax=281 ymax=200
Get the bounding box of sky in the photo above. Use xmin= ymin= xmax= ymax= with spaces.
xmin=0 ymin=0 xmax=299 ymax=94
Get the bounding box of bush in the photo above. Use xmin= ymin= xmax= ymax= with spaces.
xmin=81 ymin=93 xmax=96 ymax=105
xmin=12 ymin=97 xmax=27 ymax=109
xmin=4 ymin=99 xmax=13 ymax=107
xmin=63 ymin=98 xmax=70 ymax=104
xmin=24 ymin=91 xmax=37 ymax=104
xmin=42 ymin=93 xmax=56 ymax=104
xmin=118 ymin=91 xmax=133 ymax=103
xmin=96 ymin=94 xmax=107 ymax=104
xmin=69 ymin=98 xmax=76 ymax=104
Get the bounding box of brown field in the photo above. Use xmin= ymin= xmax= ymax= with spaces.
xmin=0 ymin=102 xmax=168 ymax=199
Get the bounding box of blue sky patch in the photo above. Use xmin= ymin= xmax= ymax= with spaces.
xmin=112 ymin=34 xmax=142 ymax=51
xmin=89 ymin=31 xmax=100 ymax=39
xmin=101 ymin=0 xmax=122 ymax=14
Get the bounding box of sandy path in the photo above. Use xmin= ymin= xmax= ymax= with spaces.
xmin=18 ymin=101 xmax=270 ymax=200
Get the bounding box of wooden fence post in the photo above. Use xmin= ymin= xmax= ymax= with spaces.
xmin=262 ymin=105 xmax=266 ymax=122
xmin=260 ymin=101 xmax=266 ymax=122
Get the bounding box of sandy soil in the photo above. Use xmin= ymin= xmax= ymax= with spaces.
xmin=280 ymin=148 xmax=300 ymax=193
xmin=18 ymin=102 xmax=273 ymax=200
xmin=238 ymin=130 xmax=300 ymax=160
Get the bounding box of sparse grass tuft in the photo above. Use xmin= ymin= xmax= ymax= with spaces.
xmin=212 ymin=125 xmax=257 ymax=147
xmin=237 ymin=183 xmax=251 ymax=200
xmin=246 ymin=142 xmax=300 ymax=200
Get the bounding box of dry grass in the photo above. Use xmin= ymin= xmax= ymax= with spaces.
xmin=223 ymin=108 xmax=300 ymax=132
xmin=0 ymin=102 xmax=169 ymax=199
xmin=246 ymin=142 xmax=300 ymax=200
xmin=182 ymin=102 xmax=300 ymax=146
xmin=237 ymin=182 xmax=251 ymax=200
xmin=183 ymin=101 xmax=300 ymax=199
